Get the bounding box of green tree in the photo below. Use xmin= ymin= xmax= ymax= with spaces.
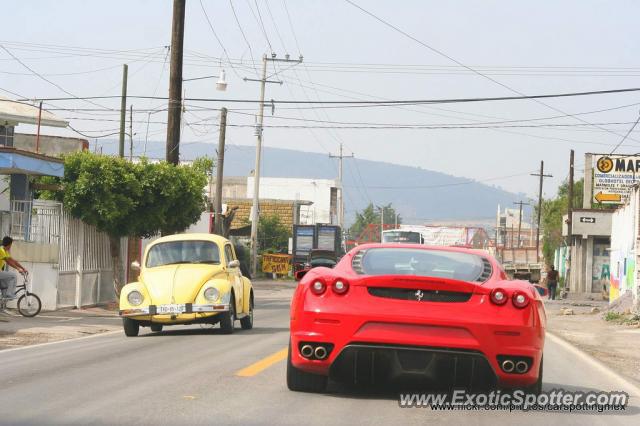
xmin=39 ymin=152 xmax=211 ymax=292
xmin=537 ymin=179 xmax=584 ymax=265
xmin=349 ymin=203 xmax=401 ymax=239
xmin=257 ymin=214 xmax=291 ymax=254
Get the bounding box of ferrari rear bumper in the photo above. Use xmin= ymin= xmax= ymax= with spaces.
xmin=290 ymin=304 xmax=544 ymax=388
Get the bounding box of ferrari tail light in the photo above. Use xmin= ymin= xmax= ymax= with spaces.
xmin=310 ymin=280 xmax=327 ymax=295
xmin=332 ymin=279 xmax=349 ymax=295
xmin=490 ymin=288 xmax=508 ymax=305
xmin=512 ymin=291 xmax=530 ymax=308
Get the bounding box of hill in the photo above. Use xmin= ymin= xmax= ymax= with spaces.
xmin=97 ymin=140 xmax=523 ymax=224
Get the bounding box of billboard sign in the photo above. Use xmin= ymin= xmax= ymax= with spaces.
xmin=593 ymin=155 xmax=640 ymax=204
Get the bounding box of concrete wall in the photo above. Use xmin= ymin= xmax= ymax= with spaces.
xmin=209 ymin=176 xmax=247 ymax=200
xmin=13 ymin=133 xmax=87 ymax=157
xmin=610 ymin=187 xmax=639 ymax=306
xmin=247 ymin=177 xmax=337 ymax=225
xmin=571 ymin=210 xmax=613 ymax=237
xmin=3 ymin=261 xmax=58 ymax=311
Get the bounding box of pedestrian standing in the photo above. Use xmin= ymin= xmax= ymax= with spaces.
xmin=546 ymin=265 xmax=559 ymax=300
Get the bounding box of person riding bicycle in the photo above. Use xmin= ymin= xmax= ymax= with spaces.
xmin=0 ymin=236 xmax=28 ymax=301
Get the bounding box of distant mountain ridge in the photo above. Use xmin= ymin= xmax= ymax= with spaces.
xmin=98 ymin=140 xmax=523 ymax=225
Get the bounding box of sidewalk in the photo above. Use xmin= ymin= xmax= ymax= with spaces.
xmin=0 ymin=307 xmax=121 ymax=351
xmin=545 ymin=298 xmax=640 ymax=386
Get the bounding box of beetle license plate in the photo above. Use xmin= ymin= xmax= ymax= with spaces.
xmin=157 ymin=304 xmax=185 ymax=315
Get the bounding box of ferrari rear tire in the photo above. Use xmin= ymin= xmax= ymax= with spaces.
xmin=150 ymin=324 xmax=163 ymax=333
xmin=123 ymin=318 xmax=140 ymax=337
xmin=219 ymin=294 xmax=236 ymax=334
xmin=286 ymin=343 xmax=328 ymax=393
xmin=240 ymin=294 xmax=254 ymax=330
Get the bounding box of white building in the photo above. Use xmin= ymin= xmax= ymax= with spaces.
xmin=246 ymin=177 xmax=338 ymax=225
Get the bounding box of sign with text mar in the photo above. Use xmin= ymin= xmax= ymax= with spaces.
xmin=593 ymin=155 xmax=640 ymax=204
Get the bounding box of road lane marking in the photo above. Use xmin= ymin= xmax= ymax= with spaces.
xmin=236 ymin=347 xmax=288 ymax=377
xmin=547 ymin=332 xmax=640 ymax=396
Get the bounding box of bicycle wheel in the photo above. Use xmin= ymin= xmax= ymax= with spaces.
xmin=17 ymin=293 xmax=42 ymax=317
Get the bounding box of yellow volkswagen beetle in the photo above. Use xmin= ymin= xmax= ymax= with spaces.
xmin=119 ymin=233 xmax=253 ymax=336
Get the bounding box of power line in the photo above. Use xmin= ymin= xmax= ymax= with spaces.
xmin=610 ymin=110 xmax=640 ymax=154
xmin=199 ymin=0 xmax=243 ymax=79
xmin=0 ymin=44 xmax=112 ymax=111
xmin=17 ymin=86 xmax=640 ymax=106
xmin=343 ymin=0 xmax=640 ymax=145
xmin=229 ymin=0 xmax=259 ymax=76
xmin=251 ymin=0 xmax=274 ymax=53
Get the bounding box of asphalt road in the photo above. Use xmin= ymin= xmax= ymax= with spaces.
xmin=0 ymin=281 xmax=638 ymax=425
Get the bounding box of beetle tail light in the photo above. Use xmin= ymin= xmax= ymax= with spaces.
xmin=310 ymin=279 xmax=327 ymax=295
xmin=332 ymin=279 xmax=349 ymax=295
xmin=490 ymin=288 xmax=508 ymax=305
xmin=512 ymin=291 xmax=530 ymax=308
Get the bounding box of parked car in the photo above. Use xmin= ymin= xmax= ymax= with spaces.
xmin=119 ymin=233 xmax=253 ymax=336
xmin=287 ymin=243 xmax=545 ymax=393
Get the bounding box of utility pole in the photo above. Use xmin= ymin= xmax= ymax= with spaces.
xmin=118 ymin=64 xmax=128 ymax=158
xmin=566 ymin=149 xmax=575 ymax=295
xmin=513 ymin=200 xmax=529 ymax=248
xmin=246 ymin=53 xmax=303 ymax=276
xmin=165 ymin=0 xmax=186 ymax=165
xmin=380 ymin=206 xmax=384 ymax=242
xmin=567 ymin=150 xmax=575 ymax=239
xmin=531 ymin=161 xmax=553 ymax=263
xmin=35 ymin=100 xmax=42 ymax=154
xmin=214 ymin=107 xmax=227 ymax=235
xmin=129 ymin=105 xmax=133 ymax=161
xmin=329 ymin=143 xmax=354 ymax=228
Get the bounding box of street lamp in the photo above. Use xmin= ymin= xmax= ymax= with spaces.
xmin=182 ymin=69 xmax=228 ymax=91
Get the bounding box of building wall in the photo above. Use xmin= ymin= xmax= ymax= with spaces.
xmin=246 ymin=177 xmax=337 ymax=225
xmin=209 ymin=176 xmax=247 ymax=200
xmin=13 ymin=133 xmax=87 ymax=157
xmin=226 ymin=198 xmax=297 ymax=231
xmin=610 ymin=187 xmax=639 ymax=305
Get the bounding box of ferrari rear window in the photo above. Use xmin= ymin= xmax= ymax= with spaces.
xmin=146 ymin=241 xmax=221 ymax=268
xmin=353 ymin=248 xmax=489 ymax=282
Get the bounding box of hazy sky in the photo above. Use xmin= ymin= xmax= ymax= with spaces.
xmin=4 ymin=0 xmax=640 ymax=203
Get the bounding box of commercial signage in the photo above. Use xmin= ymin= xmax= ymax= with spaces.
xmin=593 ymin=155 xmax=640 ymax=204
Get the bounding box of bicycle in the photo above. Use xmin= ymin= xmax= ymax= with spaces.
xmin=0 ymin=272 xmax=41 ymax=317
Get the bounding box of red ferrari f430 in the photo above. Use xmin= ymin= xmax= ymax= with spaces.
xmin=287 ymin=244 xmax=546 ymax=393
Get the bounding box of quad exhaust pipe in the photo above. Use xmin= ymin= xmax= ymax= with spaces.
xmin=314 ymin=346 xmax=328 ymax=360
xmin=515 ymin=360 xmax=529 ymax=373
xmin=499 ymin=357 xmax=530 ymax=374
xmin=299 ymin=343 xmax=331 ymax=360
xmin=300 ymin=344 xmax=314 ymax=359
xmin=501 ymin=360 xmax=515 ymax=373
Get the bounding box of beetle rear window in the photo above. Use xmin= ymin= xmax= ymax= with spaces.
xmin=353 ymin=248 xmax=488 ymax=282
xmin=146 ymin=241 xmax=221 ymax=268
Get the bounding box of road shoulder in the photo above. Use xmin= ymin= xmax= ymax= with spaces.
xmin=545 ymin=299 xmax=640 ymax=387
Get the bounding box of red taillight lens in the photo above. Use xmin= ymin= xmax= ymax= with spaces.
xmin=310 ymin=280 xmax=327 ymax=295
xmin=332 ymin=279 xmax=349 ymax=295
xmin=512 ymin=291 xmax=530 ymax=308
xmin=490 ymin=288 xmax=508 ymax=305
